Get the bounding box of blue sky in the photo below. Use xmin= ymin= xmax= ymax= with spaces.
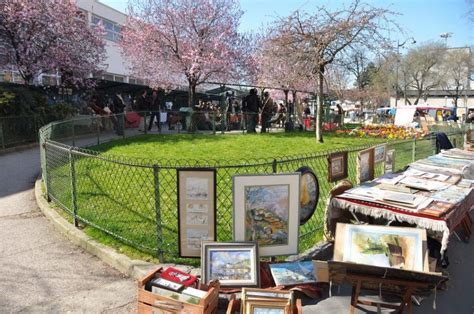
xmin=101 ymin=0 xmax=473 ymax=49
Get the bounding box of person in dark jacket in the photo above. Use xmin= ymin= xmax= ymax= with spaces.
xmin=260 ymin=91 xmax=274 ymax=133
xmin=148 ymin=89 xmax=164 ymax=131
xmin=242 ymin=89 xmax=261 ymax=133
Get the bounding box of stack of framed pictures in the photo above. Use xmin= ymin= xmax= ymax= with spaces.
xmin=233 ymin=174 xmax=301 ymax=257
xmin=241 ymin=288 xmax=294 ymax=314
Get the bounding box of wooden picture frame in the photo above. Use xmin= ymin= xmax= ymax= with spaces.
xmin=466 ymin=129 xmax=474 ymax=144
xmin=328 ymin=151 xmax=348 ymax=183
xmin=233 ymin=174 xmax=300 ymax=257
xmin=241 ymin=288 xmax=293 ymax=314
xmin=373 ymin=144 xmax=386 ymax=164
xmin=357 ymin=148 xmax=375 ymax=184
xmin=384 ymin=149 xmax=395 ymax=173
xmin=334 ymin=223 xmax=429 ymax=272
xmin=177 ymin=168 xmax=216 ymax=258
xmin=296 ymin=166 xmax=319 ymax=225
xmin=201 ymin=242 xmax=259 ymax=287
xmin=245 ymin=300 xmax=290 ymax=314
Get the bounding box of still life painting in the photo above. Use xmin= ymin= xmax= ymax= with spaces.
xmin=233 ymin=174 xmax=300 ymax=256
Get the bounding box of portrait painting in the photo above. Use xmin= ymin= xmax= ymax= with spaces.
xmin=233 ymin=174 xmax=300 ymax=256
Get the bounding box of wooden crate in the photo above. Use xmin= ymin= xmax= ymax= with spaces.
xmin=138 ymin=267 xmax=219 ymax=314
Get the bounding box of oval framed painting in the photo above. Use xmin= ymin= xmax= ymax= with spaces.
xmin=297 ymin=166 xmax=319 ymax=225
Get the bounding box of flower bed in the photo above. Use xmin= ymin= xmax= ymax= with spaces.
xmin=336 ymin=125 xmax=427 ymax=140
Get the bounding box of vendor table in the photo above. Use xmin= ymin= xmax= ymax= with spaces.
xmin=330 ymin=189 xmax=473 ymax=256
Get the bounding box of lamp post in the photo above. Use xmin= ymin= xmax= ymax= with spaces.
xmin=395 ymin=37 xmax=416 ymax=107
xmin=440 ymin=32 xmax=453 ymax=47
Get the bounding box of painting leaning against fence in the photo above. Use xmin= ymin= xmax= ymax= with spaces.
xmin=244 ymin=184 xmax=290 ymax=246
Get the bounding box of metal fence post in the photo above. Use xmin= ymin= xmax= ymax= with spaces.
xmin=42 ymin=141 xmax=51 ymax=201
xmin=272 ymin=159 xmax=277 ymax=173
xmin=153 ymin=165 xmax=164 ymax=262
xmin=71 ymin=119 xmax=76 ymax=147
xmin=412 ymin=137 xmax=416 ymax=162
xmin=0 ymin=119 xmax=5 ymax=150
xmin=69 ymin=147 xmax=79 ymax=228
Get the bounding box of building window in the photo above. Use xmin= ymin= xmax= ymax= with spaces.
xmin=114 ymin=75 xmax=124 ymax=82
xmin=91 ymin=15 xmax=122 ymax=42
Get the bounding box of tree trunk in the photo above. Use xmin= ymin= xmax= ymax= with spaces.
xmin=188 ymin=82 xmax=196 ymax=108
xmin=315 ymin=68 xmax=324 ymax=143
xmin=292 ymin=90 xmax=303 ymax=125
xmin=284 ymin=89 xmax=290 ymax=123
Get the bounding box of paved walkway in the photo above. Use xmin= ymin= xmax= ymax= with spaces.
xmin=0 ymin=146 xmax=136 ymax=312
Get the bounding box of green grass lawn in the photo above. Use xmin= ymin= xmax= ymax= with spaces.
xmin=46 ymin=131 xmax=443 ymax=265
xmin=93 ymin=132 xmax=388 ymax=162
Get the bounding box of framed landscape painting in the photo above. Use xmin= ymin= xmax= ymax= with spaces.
xmin=233 ymin=174 xmax=300 ymax=256
xmin=374 ymin=144 xmax=386 ymax=164
xmin=385 ymin=149 xmax=395 ymax=173
xmin=357 ymin=148 xmax=374 ymax=184
xmin=296 ymin=167 xmax=319 ymax=225
xmin=334 ymin=223 xmax=428 ymax=272
xmin=328 ymin=151 xmax=348 ymax=182
xmin=177 ymin=169 xmax=216 ymax=257
xmin=201 ymin=242 xmax=259 ymax=287
xmin=269 ymin=261 xmax=316 ymax=286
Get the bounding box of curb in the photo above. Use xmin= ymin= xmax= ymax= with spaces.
xmin=35 ymin=179 xmax=200 ymax=280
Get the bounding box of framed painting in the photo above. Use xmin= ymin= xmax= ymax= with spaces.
xmin=177 ymin=168 xmax=216 ymax=257
xmin=334 ymin=223 xmax=428 ymax=272
xmin=269 ymin=261 xmax=316 ymax=286
xmin=374 ymin=144 xmax=386 ymax=164
xmin=384 ymin=149 xmax=395 ymax=173
xmin=245 ymin=301 xmax=290 ymax=314
xmin=466 ymin=129 xmax=474 ymax=144
xmin=328 ymin=152 xmax=348 ymax=183
xmin=201 ymin=242 xmax=259 ymax=287
xmin=296 ymin=166 xmax=319 ymax=225
xmin=233 ymin=174 xmax=300 ymax=257
xmin=357 ymin=148 xmax=375 ymax=184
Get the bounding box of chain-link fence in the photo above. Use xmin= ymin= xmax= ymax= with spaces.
xmin=39 ymin=113 xmax=467 ymax=263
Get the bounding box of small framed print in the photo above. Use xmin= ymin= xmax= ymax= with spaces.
xmin=177 ymin=169 xmax=216 ymax=257
xmin=466 ymin=129 xmax=474 ymax=144
xmin=328 ymin=152 xmax=348 ymax=183
xmin=385 ymin=149 xmax=395 ymax=173
xmin=374 ymin=144 xmax=386 ymax=164
xmin=201 ymin=242 xmax=259 ymax=287
xmin=296 ymin=166 xmax=319 ymax=225
xmin=245 ymin=301 xmax=290 ymax=314
xmin=233 ymin=174 xmax=300 ymax=257
xmin=357 ymin=148 xmax=374 ymax=184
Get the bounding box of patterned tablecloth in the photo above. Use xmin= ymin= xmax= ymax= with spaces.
xmin=330 ymin=188 xmax=474 ymax=255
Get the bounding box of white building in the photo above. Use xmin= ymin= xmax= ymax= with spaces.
xmin=0 ymin=0 xmax=143 ymax=86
